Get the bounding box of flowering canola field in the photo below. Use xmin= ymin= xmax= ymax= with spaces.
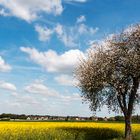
xmin=0 ymin=122 xmax=139 ymax=140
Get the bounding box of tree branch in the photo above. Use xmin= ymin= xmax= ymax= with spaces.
xmin=117 ymin=95 xmax=126 ymax=116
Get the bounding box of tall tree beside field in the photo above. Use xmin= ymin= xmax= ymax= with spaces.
xmin=75 ymin=25 xmax=140 ymax=140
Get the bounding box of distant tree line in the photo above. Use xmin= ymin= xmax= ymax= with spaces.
xmin=0 ymin=113 xmax=140 ymax=123
xmin=0 ymin=113 xmax=27 ymax=120
xmin=113 ymin=115 xmax=140 ymax=123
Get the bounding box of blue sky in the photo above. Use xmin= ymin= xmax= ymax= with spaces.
xmin=0 ymin=0 xmax=140 ymax=117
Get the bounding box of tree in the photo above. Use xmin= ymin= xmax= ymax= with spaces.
xmin=75 ymin=24 xmax=140 ymax=140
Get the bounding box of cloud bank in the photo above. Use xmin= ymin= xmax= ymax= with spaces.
xmin=20 ymin=47 xmax=84 ymax=74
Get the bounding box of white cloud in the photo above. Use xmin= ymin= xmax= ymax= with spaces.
xmin=20 ymin=47 xmax=84 ymax=74
xmin=78 ymin=24 xmax=87 ymax=34
xmin=74 ymin=0 xmax=87 ymax=2
xmin=0 ymin=8 xmax=10 ymax=16
xmin=60 ymin=93 xmax=81 ymax=102
xmin=77 ymin=15 xmax=86 ymax=23
xmin=15 ymin=95 xmax=40 ymax=105
xmin=0 ymin=0 xmax=63 ymax=22
xmin=24 ymin=80 xmax=81 ymax=102
xmin=34 ymin=13 xmax=98 ymax=47
xmin=0 ymin=56 xmax=11 ymax=72
xmin=54 ymin=74 xmax=78 ymax=86
xmin=55 ymin=24 xmax=78 ymax=47
xmin=11 ymin=92 xmax=18 ymax=96
xmin=35 ymin=25 xmax=54 ymax=42
xmin=55 ymin=23 xmax=99 ymax=47
xmin=6 ymin=94 xmax=41 ymax=109
xmin=34 ymin=23 xmax=77 ymax=47
xmin=59 ymin=32 xmax=77 ymax=47
xmin=64 ymin=0 xmax=87 ymax=3
xmin=25 ymin=81 xmax=59 ymax=97
xmin=78 ymin=24 xmax=99 ymax=35
xmin=0 ymin=81 xmax=17 ymax=91
xmin=89 ymin=27 xmax=99 ymax=34
xmin=10 ymin=102 xmax=21 ymax=107
xmin=0 ymin=0 xmax=90 ymax=22
xmin=55 ymin=24 xmax=63 ymax=35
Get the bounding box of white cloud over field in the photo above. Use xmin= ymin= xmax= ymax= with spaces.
xmin=20 ymin=47 xmax=84 ymax=74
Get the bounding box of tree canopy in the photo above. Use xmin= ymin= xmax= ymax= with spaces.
xmin=75 ymin=24 xmax=140 ymax=139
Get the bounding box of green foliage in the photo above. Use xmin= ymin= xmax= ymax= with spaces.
xmin=0 ymin=113 xmax=27 ymax=120
xmin=114 ymin=116 xmax=125 ymax=122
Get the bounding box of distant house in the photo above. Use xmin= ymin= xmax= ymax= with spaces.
xmin=108 ymin=117 xmax=115 ymax=121
xmin=27 ymin=117 xmax=31 ymax=120
xmin=70 ymin=116 xmax=80 ymax=121
xmin=104 ymin=117 xmax=108 ymax=121
xmin=75 ymin=117 xmax=79 ymax=121
xmin=58 ymin=116 xmax=65 ymax=120
xmin=38 ymin=117 xmax=44 ymax=120
xmin=80 ymin=117 xmax=86 ymax=121
xmin=43 ymin=117 xmax=49 ymax=120
xmin=25 ymin=115 xmax=94 ymax=121
xmin=0 ymin=118 xmax=10 ymax=121
xmin=10 ymin=119 xmax=15 ymax=121
xmin=90 ymin=116 xmax=98 ymax=121
xmin=79 ymin=117 xmax=89 ymax=121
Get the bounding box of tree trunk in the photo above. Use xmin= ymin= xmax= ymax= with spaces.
xmin=124 ymin=77 xmax=139 ymax=140
xmin=125 ymin=116 xmax=132 ymax=140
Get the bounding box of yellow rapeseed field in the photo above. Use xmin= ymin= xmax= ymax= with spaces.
xmin=0 ymin=122 xmax=139 ymax=140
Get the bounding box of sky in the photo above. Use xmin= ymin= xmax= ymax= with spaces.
xmin=0 ymin=0 xmax=140 ymax=117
